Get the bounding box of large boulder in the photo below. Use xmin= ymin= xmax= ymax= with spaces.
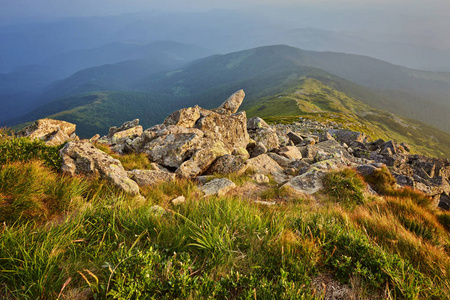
xmin=60 ymin=141 xmax=140 ymax=195
xmin=141 ymin=125 xmax=206 ymax=168
xmin=247 ymin=117 xmax=279 ymax=151
xmin=206 ymin=154 xmax=248 ymax=175
xmin=163 ymin=106 xmax=201 ymax=128
xmin=195 ymin=110 xmax=249 ymax=151
xmin=245 ymin=154 xmax=289 ymax=184
xmin=17 ymin=119 xmax=77 ymax=146
xmin=212 ymin=90 xmax=245 ymax=115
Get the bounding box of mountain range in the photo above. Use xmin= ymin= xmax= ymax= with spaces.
xmin=4 ymin=44 xmax=450 ymax=158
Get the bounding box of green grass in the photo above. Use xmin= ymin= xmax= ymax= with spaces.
xmin=2 ymin=139 xmax=450 ymax=299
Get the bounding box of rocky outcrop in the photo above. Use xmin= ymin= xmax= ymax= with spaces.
xmin=212 ymin=90 xmax=245 ymax=115
xmin=245 ymin=154 xmax=288 ymax=184
xmin=60 ymin=141 xmax=140 ymax=195
xmin=17 ymin=119 xmax=77 ymax=146
xmin=206 ymin=154 xmax=248 ymax=175
xmin=97 ymin=119 xmax=143 ymax=154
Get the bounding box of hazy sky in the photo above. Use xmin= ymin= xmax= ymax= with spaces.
xmin=1 ymin=0 xmax=449 ymax=19
xmin=1 ymin=0 xmax=449 ymax=41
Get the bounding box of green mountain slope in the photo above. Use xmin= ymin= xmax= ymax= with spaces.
xmin=247 ymin=78 xmax=450 ymax=159
xmin=14 ymin=91 xmax=180 ymax=138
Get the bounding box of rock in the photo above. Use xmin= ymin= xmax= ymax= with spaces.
xmin=327 ymin=129 xmax=367 ymax=145
xmin=248 ymin=142 xmax=267 ymax=158
xmin=207 ymin=154 xmax=248 ymax=175
xmin=267 ymin=152 xmax=291 ymax=168
xmin=127 ymin=169 xmax=176 ymax=187
xmin=315 ymin=140 xmax=353 ymax=160
xmin=438 ymin=194 xmax=450 ymax=210
xmin=90 ymin=134 xmax=100 ymax=143
xmin=232 ymin=147 xmax=250 ymax=159
xmin=247 ymin=116 xmax=271 ymax=130
xmin=111 ymin=126 xmax=143 ymax=145
xmin=142 ymin=126 xmax=206 ymax=168
xmin=60 ymin=141 xmax=140 ymax=195
xmin=17 ymin=118 xmax=76 ymax=146
xmin=176 ymin=141 xmax=229 ymax=178
xmin=400 ymin=142 xmax=411 ymax=152
xmin=108 ymin=119 xmax=140 ymax=138
xmin=277 ymin=146 xmax=303 ymax=160
xmin=252 ymin=174 xmax=270 ymax=184
xmin=283 ymin=169 xmax=325 ymax=195
xmin=195 ymin=111 xmax=249 ymax=151
xmin=163 ymin=106 xmax=201 ymax=128
xmin=318 ymin=132 xmax=335 ymax=142
xmin=299 ymin=137 xmax=316 ymax=146
xmin=245 ymin=154 xmax=288 ymax=184
xmin=287 ymin=132 xmax=303 ymax=145
xmin=212 ymin=90 xmax=245 ymax=115
xmin=381 ymin=140 xmax=397 ymax=154
xmin=148 ymin=205 xmax=166 ymax=217
xmin=200 ymin=178 xmax=236 ymax=196
xmin=247 ymin=117 xmax=279 ymax=151
xmin=196 ymin=175 xmax=215 ymax=185
xmin=171 ymin=196 xmax=186 ymax=206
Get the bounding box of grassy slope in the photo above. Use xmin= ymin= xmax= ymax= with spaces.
xmin=1 ymin=135 xmax=450 ymax=299
xmin=246 ymin=77 xmax=450 ymax=159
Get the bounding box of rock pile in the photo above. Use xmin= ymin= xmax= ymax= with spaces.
xmin=18 ymin=90 xmax=450 ymax=209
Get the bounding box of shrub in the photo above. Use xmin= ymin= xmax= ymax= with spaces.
xmin=0 ymin=135 xmax=63 ymax=170
xmin=323 ymin=168 xmax=366 ymax=206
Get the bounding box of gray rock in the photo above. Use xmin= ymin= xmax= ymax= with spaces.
xmin=200 ymin=178 xmax=236 ymax=196
xmin=287 ymin=131 xmax=303 ymax=145
xmin=277 ymin=146 xmax=303 ymax=160
xmin=60 ymin=141 xmax=140 ymax=195
xmin=207 ymin=154 xmax=248 ymax=175
xmin=163 ymin=106 xmax=201 ymax=128
xmin=245 ymin=154 xmax=288 ymax=184
xmin=267 ymin=152 xmax=291 ymax=168
xmin=108 ymin=119 xmax=140 ymax=138
xmin=247 ymin=117 xmax=279 ymax=151
xmin=327 ymin=129 xmax=367 ymax=144
xmin=212 ymin=90 xmax=245 ymax=115
xmin=248 ymin=142 xmax=267 ymax=158
xmin=283 ymin=169 xmax=325 ymax=195
xmin=17 ymin=118 xmax=77 ymax=146
xmin=127 ymin=169 xmax=176 ymax=187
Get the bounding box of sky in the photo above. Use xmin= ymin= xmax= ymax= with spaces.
xmin=1 ymin=0 xmax=449 ymax=20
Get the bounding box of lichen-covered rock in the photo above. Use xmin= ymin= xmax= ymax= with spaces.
xmin=108 ymin=119 xmax=140 ymax=138
xmin=245 ymin=154 xmax=288 ymax=184
xmin=60 ymin=141 xmax=139 ymax=195
xmin=267 ymin=152 xmax=291 ymax=168
xmin=200 ymin=178 xmax=236 ymax=196
xmin=127 ymin=169 xmax=176 ymax=187
xmin=212 ymin=90 xmax=245 ymax=115
xmin=248 ymin=142 xmax=267 ymax=158
xmin=277 ymin=146 xmax=303 ymax=160
xmin=111 ymin=126 xmax=143 ymax=144
xmin=176 ymin=141 xmax=229 ymax=178
xmin=327 ymin=129 xmax=368 ymax=145
xmin=283 ymin=169 xmax=325 ymax=195
xmin=141 ymin=126 xmax=206 ymax=168
xmin=195 ymin=111 xmax=249 ymax=151
xmin=287 ymin=132 xmax=303 ymax=145
xmin=163 ymin=106 xmax=201 ymax=128
xmin=17 ymin=118 xmax=77 ymax=146
xmin=247 ymin=117 xmax=279 ymax=151
xmin=207 ymin=154 xmax=248 ymax=175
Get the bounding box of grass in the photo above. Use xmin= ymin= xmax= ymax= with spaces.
xmin=2 ymin=138 xmax=450 ymax=299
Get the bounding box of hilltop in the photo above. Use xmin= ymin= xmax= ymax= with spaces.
xmin=1 ymin=90 xmax=450 ymax=299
